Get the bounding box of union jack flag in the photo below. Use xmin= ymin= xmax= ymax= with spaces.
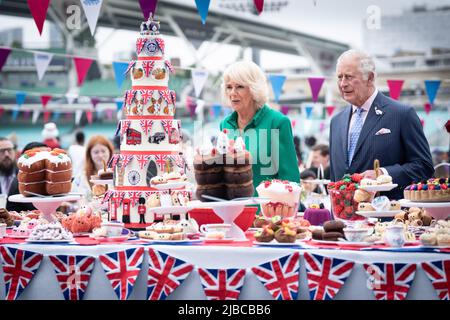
xmin=147 ymin=249 xmax=194 ymax=300
xmin=155 ymin=38 xmax=165 ymax=53
xmin=111 ymin=191 xmax=125 ymax=206
xmin=135 ymin=154 xmax=150 ymax=170
xmin=125 ymin=90 xmax=136 ymax=106
xmin=128 ymin=191 xmax=142 ymax=207
xmin=198 ymin=268 xmax=246 ymax=300
xmin=120 ymin=120 xmax=131 ymax=136
xmin=303 ymin=252 xmax=354 ymax=300
xmin=140 ymin=119 xmax=153 ymax=136
xmin=363 ymin=262 xmax=417 ymax=300
xmin=140 ymin=89 xmax=153 ymax=105
xmin=102 ymin=189 xmax=114 ymax=204
xmin=421 ymin=260 xmax=450 ymax=300
xmin=170 ymin=90 xmax=177 ymax=106
xmin=124 ymin=60 xmax=136 ymax=75
xmin=99 ymin=248 xmax=145 ymax=300
xmin=159 ymin=89 xmax=173 ymax=104
xmin=154 ymin=154 xmax=168 ymax=172
xmin=136 ymin=38 xmax=147 ymax=54
xmin=0 ymin=246 xmax=43 ymax=300
xmin=121 ymin=154 xmax=134 ymax=168
xmin=142 ymin=61 xmax=155 ymax=78
xmin=251 ymin=252 xmax=300 ymax=300
xmin=49 ymin=255 xmax=96 ymax=301
xmin=161 ymin=120 xmax=173 ymax=134
xmin=165 ymin=60 xmax=175 ymax=73
xmin=172 ymin=155 xmax=185 ymax=172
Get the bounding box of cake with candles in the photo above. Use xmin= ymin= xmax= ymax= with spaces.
xmin=103 ymin=16 xmax=192 ymax=227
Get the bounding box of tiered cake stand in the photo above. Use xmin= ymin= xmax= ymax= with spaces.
xmin=147 ymin=182 xmax=193 ymax=220
xmin=399 ymin=199 xmax=450 ymax=220
xmin=355 ymin=183 xmax=399 ymax=219
xmin=8 ymin=194 xmax=81 ymax=222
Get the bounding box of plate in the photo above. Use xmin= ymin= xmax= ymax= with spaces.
xmin=91 ymin=235 xmax=130 ymax=243
xmin=399 ymin=199 xmax=450 ymax=207
xmin=148 ymin=239 xmax=203 ymax=244
xmin=150 ymin=181 xmax=190 ymax=190
xmin=25 ymin=238 xmax=74 ymax=244
xmin=374 ymin=240 xmax=420 ymax=246
xmin=202 ymin=237 xmax=236 ymax=243
xmin=148 ymin=206 xmax=191 ymax=215
xmin=253 ymin=240 xmax=305 ymax=247
xmin=72 ymin=232 xmax=91 ymax=237
xmin=358 ymin=184 xmax=398 ymax=192
xmin=8 ymin=194 xmax=81 ymax=203
xmin=90 ymin=179 xmax=114 ymax=185
xmin=356 ymin=210 xmax=403 ymax=218
xmin=7 ymin=234 xmax=29 ymax=239
xmin=310 ymin=239 xmax=373 ymax=247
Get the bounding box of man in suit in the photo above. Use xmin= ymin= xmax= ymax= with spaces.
xmin=0 ymin=137 xmax=16 ymax=196
xmin=329 ymin=49 xmax=434 ymax=199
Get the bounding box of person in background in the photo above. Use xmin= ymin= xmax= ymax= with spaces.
xmin=6 ymin=142 xmax=47 ymax=212
xmin=41 ymin=122 xmax=61 ymax=149
xmin=68 ymin=131 xmax=86 ymax=178
xmin=0 ymin=137 xmax=17 ymax=197
xmin=309 ymin=144 xmax=330 ymax=180
xmin=72 ymin=135 xmax=114 ymax=200
xmin=293 ymin=136 xmax=304 ymax=170
xmin=300 ymin=169 xmax=319 ymax=208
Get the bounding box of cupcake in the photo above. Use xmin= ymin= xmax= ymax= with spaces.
xmin=420 ymin=233 xmax=437 ymax=246
xmin=274 ymin=227 xmax=297 ymax=243
xmin=254 ymin=226 xmax=275 ymax=242
xmin=256 ymin=180 xmax=301 ymax=218
xmin=253 ymin=216 xmax=269 ymax=228
xmin=437 ymin=234 xmax=450 ymax=247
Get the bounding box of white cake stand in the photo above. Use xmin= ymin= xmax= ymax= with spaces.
xmin=187 ymin=198 xmax=268 ymax=241
xmin=399 ymin=199 xmax=450 ymax=220
xmin=8 ymin=194 xmax=81 ymax=222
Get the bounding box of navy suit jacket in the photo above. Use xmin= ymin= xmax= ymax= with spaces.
xmin=329 ymin=92 xmax=434 ymax=199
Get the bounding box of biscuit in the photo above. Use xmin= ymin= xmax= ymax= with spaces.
xmin=323 ymin=220 xmax=345 ymax=233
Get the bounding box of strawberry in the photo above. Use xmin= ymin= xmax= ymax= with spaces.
xmin=351 ymin=173 xmax=363 ymax=183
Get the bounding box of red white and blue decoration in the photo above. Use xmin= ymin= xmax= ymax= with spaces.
xmin=421 ymin=260 xmax=450 ymax=300
xmin=0 ymin=246 xmax=43 ymax=300
xmin=49 ymin=255 xmax=96 ymax=301
xmin=198 ymin=268 xmax=246 ymax=300
xmin=363 ymin=262 xmax=417 ymax=300
xmin=147 ymin=249 xmax=194 ymax=300
xmin=251 ymin=252 xmax=300 ymax=300
xmin=303 ymin=252 xmax=354 ymax=300
xmin=99 ymin=248 xmax=145 ymax=300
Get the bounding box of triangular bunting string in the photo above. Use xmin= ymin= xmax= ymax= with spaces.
xmin=386 ymin=79 xmax=404 ymax=100
xmin=34 ymin=52 xmax=53 ymax=80
xmin=198 ymin=268 xmax=246 ymax=300
xmin=73 ymin=57 xmax=94 ymax=86
xmin=26 ymin=0 xmax=50 ymax=35
xmin=80 ymin=0 xmax=104 ymax=36
xmin=421 ymin=260 xmax=450 ymax=300
xmin=308 ymin=77 xmax=325 ymax=103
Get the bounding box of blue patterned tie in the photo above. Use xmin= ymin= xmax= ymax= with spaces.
xmin=348 ymin=108 xmax=365 ymax=166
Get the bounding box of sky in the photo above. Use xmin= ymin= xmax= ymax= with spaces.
xmin=1 ymin=0 xmax=449 ymax=71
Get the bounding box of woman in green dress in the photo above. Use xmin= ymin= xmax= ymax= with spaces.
xmin=219 ymin=60 xmax=300 ymax=192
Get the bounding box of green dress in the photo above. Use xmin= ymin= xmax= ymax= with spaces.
xmin=220 ymin=104 xmax=300 ymax=195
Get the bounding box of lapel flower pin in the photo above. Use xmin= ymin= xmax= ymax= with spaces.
xmin=374 ymin=106 xmax=383 ymax=116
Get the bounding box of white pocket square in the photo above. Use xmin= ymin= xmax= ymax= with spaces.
xmin=375 ymin=128 xmax=391 ymax=135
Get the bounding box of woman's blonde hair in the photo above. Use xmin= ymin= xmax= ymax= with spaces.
xmin=84 ymin=135 xmax=114 ymax=187
xmin=221 ymin=60 xmax=269 ymax=109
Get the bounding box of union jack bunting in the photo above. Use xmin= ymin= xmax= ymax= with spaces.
xmin=102 ymin=189 xmax=114 ymax=204
xmin=99 ymin=248 xmax=145 ymax=300
xmin=198 ymin=268 xmax=246 ymax=300
xmin=125 ymin=90 xmax=136 ymax=106
xmin=49 ymin=255 xmax=96 ymax=301
xmin=111 ymin=154 xmax=121 ymax=168
xmin=154 ymin=154 xmax=168 ymax=171
xmin=142 ymin=61 xmax=155 ymax=78
xmin=139 ymin=119 xmax=153 ymax=136
xmin=421 ymin=260 xmax=450 ymax=300
xmin=111 ymin=191 xmax=125 ymax=206
xmin=303 ymin=252 xmax=354 ymax=300
xmin=128 ymin=191 xmax=142 ymax=207
xmin=155 ymin=38 xmax=165 ymax=53
xmin=114 ymin=121 xmax=121 ymax=137
xmin=147 ymin=249 xmax=194 ymax=300
xmin=0 ymin=246 xmax=43 ymax=300
xmin=140 ymin=89 xmax=153 ymax=105
xmin=120 ymin=154 xmax=134 ymax=168
xmin=120 ymin=120 xmax=131 ymax=136
xmin=160 ymin=120 xmax=173 ymax=134
xmin=135 ymin=154 xmax=150 ymax=170
xmin=124 ymin=60 xmax=136 ymax=75
xmin=165 ymin=60 xmax=175 ymax=73
xmin=136 ymin=38 xmax=147 ymax=54
xmin=363 ymin=262 xmax=417 ymax=300
xmin=159 ymin=89 xmax=173 ymax=104
xmin=251 ymin=252 xmax=300 ymax=300
xmin=172 ymin=155 xmax=185 ymax=171
xmin=170 ymin=90 xmax=177 ymax=106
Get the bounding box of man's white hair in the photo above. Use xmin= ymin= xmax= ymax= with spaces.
xmin=336 ymin=49 xmax=377 ymax=80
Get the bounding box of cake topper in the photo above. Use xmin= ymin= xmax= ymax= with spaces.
xmin=140 ymin=13 xmax=160 ymax=35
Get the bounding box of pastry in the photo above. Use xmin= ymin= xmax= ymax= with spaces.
xmin=404 ymin=178 xmax=450 ymax=202
xmin=323 ymin=220 xmax=345 ymax=233
xmin=358 ymin=202 xmax=375 ymax=211
xmin=389 ymin=200 xmax=401 ymax=211
xmin=437 ymin=234 xmax=450 ymax=247
xmin=253 ymin=216 xmax=269 ymax=228
xmin=420 ymin=233 xmax=437 ymax=246
xmin=354 ymin=189 xmax=372 ymax=202
xmin=322 ymin=231 xmax=344 ymax=241
xmin=371 ymin=196 xmax=391 ymax=212
xmin=254 ymin=226 xmax=275 ymax=242
xmin=360 ymin=178 xmax=378 ymax=186
xmin=312 ymin=229 xmax=324 ymax=240
xmin=274 ymin=227 xmax=297 ymax=243
xmin=269 ymin=215 xmax=283 ymax=232
xmin=376 ymin=174 xmax=392 ymax=185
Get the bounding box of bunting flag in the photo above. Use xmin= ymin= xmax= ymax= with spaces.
xmin=11 ymin=108 xmax=20 ymax=122
xmin=139 ymin=89 xmax=152 ymax=105
xmin=154 ymin=154 xmax=168 ymax=171
xmin=251 ymin=252 xmax=300 ymax=300
xmin=136 ymin=38 xmax=147 ymax=55
xmin=420 ymin=118 xmax=425 ymax=127
xmin=26 ymin=0 xmax=50 ymax=35
xmin=121 ymin=120 xmax=131 ymax=136
xmin=424 ymin=103 xmax=432 ymax=115
xmin=49 ymin=255 xmax=96 ymax=301
xmin=105 ymin=109 xmax=113 ymax=120
xmin=165 ymin=60 xmax=175 ymax=74
xmin=0 ymin=108 xmax=4 ymax=118
xmin=99 ymin=248 xmax=145 ymax=300
xmin=40 ymin=95 xmax=52 ymax=109
xmin=424 ymin=80 xmax=441 ymax=105
xmin=23 ymin=110 xmax=31 ymax=120
xmin=125 ymin=61 xmax=136 ymax=75
xmin=121 ymin=154 xmax=134 ymax=168
xmin=66 ymin=93 xmax=78 ymax=105
xmin=211 ymin=104 xmax=222 ymax=118
xmin=155 ymin=38 xmax=165 ymax=54
xmin=326 ymin=105 xmax=335 ymax=117
xmin=115 ymin=98 xmax=124 ymax=111
xmin=90 ymin=97 xmax=101 ymax=108
xmin=198 ymin=268 xmax=246 ymax=300
xmin=268 ymin=74 xmax=286 ymax=103
xmin=32 ymin=110 xmax=40 ymax=124
xmin=139 ymin=119 xmax=153 ymax=136
xmin=64 ymin=112 xmax=72 ymax=121
xmin=291 ymin=119 xmax=296 ymax=129
xmin=86 ymin=110 xmax=93 ymax=124
xmin=0 ymin=246 xmax=43 ymax=300
xmin=303 ymin=252 xmax=354 ymax=300
xmin=170 ymin=90 xmax=177 ymax=106
xmin=73 ymin=57 xmax=94 ymax=86
xmin=108 ymin=154 xmax=120 ymax=168
xmin=161 ymin=120 xmax=173 ymax=134
xmin=159 ymin=89 xmax=173 ymax=104
xmin=139 ymin=0 xmax=159 ymax=20
xmin=305 ymin=105 xmax=314 ymax=119
xmin=319 ymin=122 xmax=326 ymax=134
xmin=75 ymin=110 xmax=83 ymax=125
xmin=112 ymin=61 xmax=129 ymax=89
xmin=386 ymin=79 xmax=404 ymax=100
xmin=16 ymin=91 xmax=27 ymax=107
xmin=421 ymin=260 xmax=450 ymax=300
xmin=253 ymin=0 xmax=264 ymax=14
xmin=43 ymin=110 xmax=51 ymax=123
xmin=195 ymin=0 xmax=211 ymax=25
xmin=142 ymin=60 xmax=155 ymax=78
xmin=308 ymin=77 xmax=325 ymax=103
xmin=191 ymin=69 xmax=209 ymax=98
xmin=33 ymin=52 xmax=53 ymax=80
xmin=363 ymin=262 xmax=417 ymax=300
xmin=80 ymin=0 xmax=103 ymax=36
xmin=147 ymin=249 xmax=194 ymax=300
xmin=0 ymin=48 xmax=11 ymax=72
xmin=128 ymin=191 xmax=141 ymax=207
xmin=280 ymin=105 xmax=289 ymax=115
xmin=52 ymin=111 xmax=60 ymax=122
xmin=135 ymin=155 xmax=150 ymax=170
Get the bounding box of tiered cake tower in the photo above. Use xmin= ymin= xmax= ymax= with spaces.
xmin=105 ymin=17 xmax=191 ymax=227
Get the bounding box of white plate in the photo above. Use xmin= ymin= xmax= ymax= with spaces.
xmin=148 ymin=206 xmax=191 ymax=215
xmin=90 ymin=179 xmax=114 ymax=185
xmin=356 ymin=210 xmax=403 ymax=218
xmin=148 ymin=239 xmax=203 ymax=244
xmin=253 ymin=240 xmax=306 ymax=246
xmin=374 ymin=240 xmax=420 ymax=246
xmin=310 ymin=239 xmax=373 ymax=247
xmin=7 ymin=234 xmax=29 ymax=239
xmin=399 ymin=199 xmax=450 ymax=207
xmin=25 ymin=238 xmax=74 ymax=244
xmin=8 ymin=194 xmax=81 ymax=203
xmin=358 ymin=184 xmax=398 ymax=192
xmin=150 ymin=181 xmax=191 ymax=190
xmin=202 ymin=237 xmax=236 ymax=243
